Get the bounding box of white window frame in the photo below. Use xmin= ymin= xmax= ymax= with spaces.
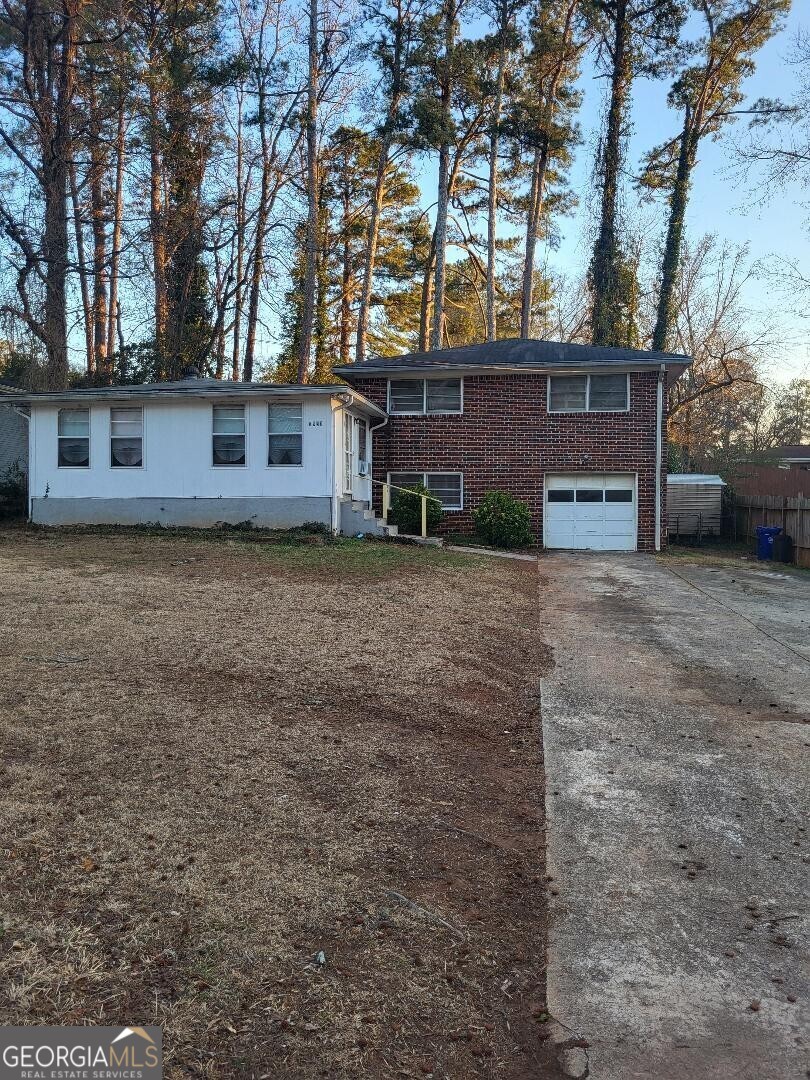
xmin=546 ymin=373 xmax=630 ymax=414
xmin=386 ymin=470 xmax=464 ymax=511
xmin=57 ymin=407 xmax=91 ymax=469
xmin=387 ymin=377 xmax=464 ymax=416
xmin=212 ymin=403 xmax=248 ymax=468
xmin=267 ymin=401 xmax=304 ymax=468
xmin=109 ymin=406 xmax=145 ymax=469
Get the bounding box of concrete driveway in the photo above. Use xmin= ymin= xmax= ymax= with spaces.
xmin=540 ymin=554 xmax=809 ymax=1080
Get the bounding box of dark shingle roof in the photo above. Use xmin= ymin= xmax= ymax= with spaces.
xmin=334 ymin=337 xmax=691 ymax=377
xmin=766 ymin=444 xmax=810 ymax=459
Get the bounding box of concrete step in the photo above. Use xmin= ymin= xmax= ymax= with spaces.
xmin=399 ymin=534 xmax=443 ymax=547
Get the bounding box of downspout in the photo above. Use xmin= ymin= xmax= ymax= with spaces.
xmin=332 ymin=392 xmax=355 ymax=535
xmin=369 ymin=413 xmax=389 ymax=518
xmin=655 ymin=364 xmax=665 ymax=552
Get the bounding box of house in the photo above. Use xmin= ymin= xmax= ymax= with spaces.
xmin=334 ymin=338 xmax=691 ymax=552
xmin=15 ymin=372 xmax=393 ymax=535
xmin=0 ymin=382 xmax=28 ymax=478
xmin=765 ymin=444 xmax=810 ymax=471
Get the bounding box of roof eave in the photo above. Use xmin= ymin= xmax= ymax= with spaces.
xmin=335 ymin=359 xmax=692 ymax=379
xmin=15 ymin=383 xmax=386 ymax=419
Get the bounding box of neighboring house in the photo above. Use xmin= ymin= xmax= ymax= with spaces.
xmin=765 ymin=445 xmax=810 ymax=471
xmin=0 ymin=382 xmax=28 ymax=478
xmin=16 ymin=373 xmax=390 ymax=534
xmin=335 ymin=338 xmax=691 ymax=552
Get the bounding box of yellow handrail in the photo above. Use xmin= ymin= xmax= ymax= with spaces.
xmin=369 ymin=477 xmax=441 ymax=539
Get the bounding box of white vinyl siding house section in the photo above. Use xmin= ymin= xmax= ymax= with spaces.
xmin=387 ymin=471 xmax=463 ymax=510
xmin=387 ymin=378 xmax=463 ymax=415
xmin=27 ymin=388 xmax=383 ymax=531
xmin=547 ymin=373 xmax=629 ymax=412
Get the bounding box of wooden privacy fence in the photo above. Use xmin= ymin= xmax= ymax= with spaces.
xmin=730 ymin=493 xmax=810 ymax=567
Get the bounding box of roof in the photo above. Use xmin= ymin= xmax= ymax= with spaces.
xmin=0 ymin=382 xmax=22 ymax=395
xmin=667 ymin=474 xmax=726 ymax=486
xmin=13 ymin=379 xmax=387 ymax=419
xmin=334 ymin=338 xmax=692 ymax=379
xmin=767 ymin=444 xmax=810 ymax=460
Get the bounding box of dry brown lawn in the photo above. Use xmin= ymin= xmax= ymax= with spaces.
xmin=0 ymin=527 xmax=554 ymax=1079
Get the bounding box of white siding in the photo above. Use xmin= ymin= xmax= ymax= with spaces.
xmin=29 ymin=395 xmax=335 ymax=501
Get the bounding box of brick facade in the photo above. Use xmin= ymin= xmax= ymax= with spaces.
xmin=348 ymin=371 xmax=668 ymax=551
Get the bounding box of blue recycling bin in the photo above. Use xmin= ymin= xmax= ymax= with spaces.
xmin=756 ymin=525 xmax=782 ymax=561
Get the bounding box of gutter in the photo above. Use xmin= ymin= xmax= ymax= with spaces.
xmin=655 ymin=363 xmax=665 ymax=552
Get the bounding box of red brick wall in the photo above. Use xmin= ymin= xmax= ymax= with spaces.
xmin=350 ymin=371 xmax=668 ymax=551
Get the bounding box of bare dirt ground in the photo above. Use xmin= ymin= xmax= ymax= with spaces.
xmin=0 ymin=527 xmax=554 ymax=1080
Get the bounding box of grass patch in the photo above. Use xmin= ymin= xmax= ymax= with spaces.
xmin=661 ymin=540 xmax=810 ymax=578
xmin=0 ymin=530 xmax=553 ymax=1078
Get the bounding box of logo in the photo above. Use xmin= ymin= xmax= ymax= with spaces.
xmin=0 ymin=1026 xmax=162 ymax=1080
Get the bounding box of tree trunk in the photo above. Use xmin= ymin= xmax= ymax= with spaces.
xmin=243 ymin=152 xmax=270 ymax=383
xmin=68 ymin=160 xmax=94 ymax=374
xmin=42 ymin=0 xmax=79 ymax=389
xmin=486 ymin=3 xmax=508 ymax=343
xmin=652 ymin=105 xmax=695 ymax=352
xmin=590 ymin=0 xmax=629 ymax=347
xmin=148 ymin=80 xmax=168 ymax=367
xmin=231 ymin=88 xmax=245 ymax=381
xmin=89 ymin=124 xmax=109 ymax=380
xmin=297 ymin=0 xmax=319 ymax=384
xmin=107 ymin=98 xmax=126 ymax=365
xmin=430 ymin=0 xmax=455 ymax=352
xmin=520 ymin=143 xmax=549 ymax=338
xmin=419 ymin=229 xmax=437 ymax=351
xmin=355 ymin=127 xmax=394 ymax=363
xmin=339 ymin=211 xmax=352 ymax=366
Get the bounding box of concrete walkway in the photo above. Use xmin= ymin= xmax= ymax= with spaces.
xmin=540 ymin=553 xmax=810 ymax=1080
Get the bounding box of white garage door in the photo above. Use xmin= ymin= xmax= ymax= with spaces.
xmin=545 ymin=474 xmax=637 ymax=551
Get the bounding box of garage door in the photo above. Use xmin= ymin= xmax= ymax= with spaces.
xmin=545 ymin=474 xmax=637 ymax=551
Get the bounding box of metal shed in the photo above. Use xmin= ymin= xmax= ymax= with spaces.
xmin=667 ymin=474 xmax=726 ymax=539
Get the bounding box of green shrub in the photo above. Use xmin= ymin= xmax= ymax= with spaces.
xmin=387 ymin=481 xmax=442 ymax=535
xmin=473 ymin=490 xmax=534 ymax=549
xmin=0 ymin=463 xmax=26 ymax=520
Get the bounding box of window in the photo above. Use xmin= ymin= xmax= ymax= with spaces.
xmin=388 ymin=471 xmax=463 ymax=511
xmin=576 ymin=488 xmax=603 ymax=502
xmin=213 ymin=405 xmax=246 ymax=466
xmin=426 ymin=379 xmax=462 ymax=412
xmin=605 ymin=489 xmax=633 ymax=502
xmin=548 ymin=373 xmax=629 ymax=412
xmin=268 ymin=403 xmax=302 ymax=466
xmin=547 ymin=489 xmax=574 ymax=503
xmin=388 ymin=378 xmax=462 ymax=415
xmin=58 ymin=409 xmax=90 ymax=467
xmin=110 ymin=407 xmax=143 ymax=468
xmin=589 ymin=374 xmax=629 ymax=410
xmin=357 ymin=418 xmax=367 ymax=465
xmin=548 ymin=376 xmax=587 ymax=412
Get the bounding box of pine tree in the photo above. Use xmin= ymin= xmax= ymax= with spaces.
xmin=585 ymin=0 xmax=685 ymax=347
xmin=640 ymin=0 xmax=790 ymax=352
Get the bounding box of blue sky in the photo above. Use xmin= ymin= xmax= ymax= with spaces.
xmin=410 ymin=5 xmax=808 ymax=382
xmin=534 ymin=5 xmax=810 ymax=381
